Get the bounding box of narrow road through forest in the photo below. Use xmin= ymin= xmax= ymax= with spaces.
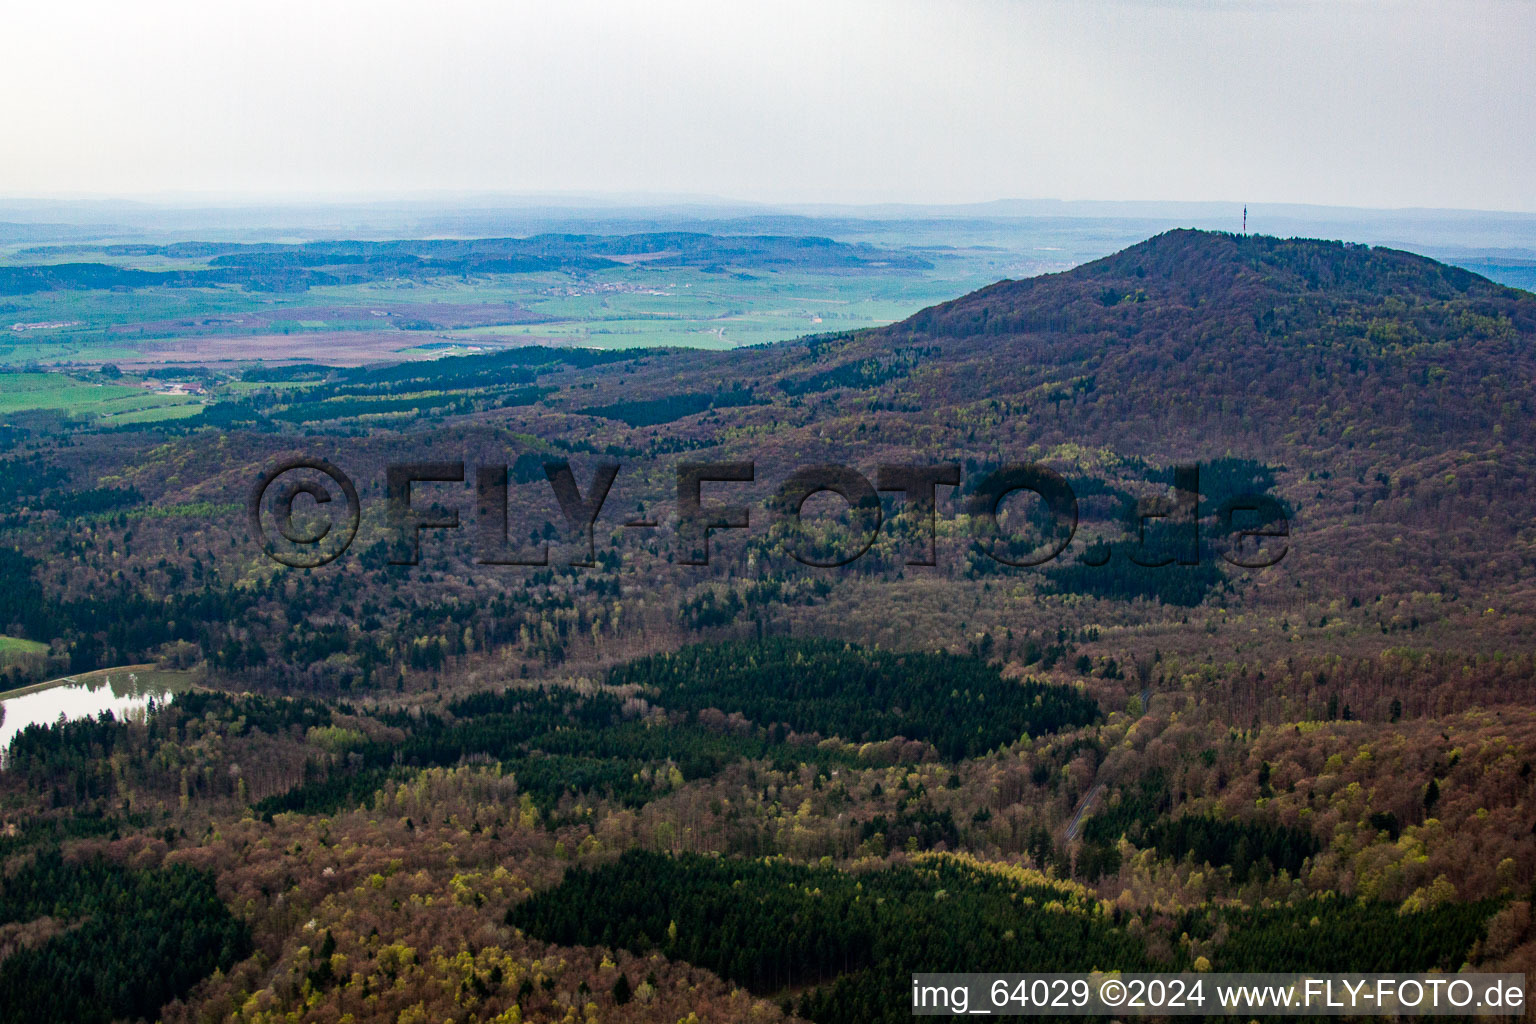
xmin=1063 ymin=686 xmax=1151 ymax=842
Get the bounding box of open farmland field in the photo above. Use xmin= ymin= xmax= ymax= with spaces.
xmin=0 ymin=265 xmax=1001 ymax=365
xmin=0 ymin=371 xmax=204 ymax=421
xmin=0 ymin=228 xmax=1079 ymax=367
xmin=92 ymin=330 xmax=525 ymax=370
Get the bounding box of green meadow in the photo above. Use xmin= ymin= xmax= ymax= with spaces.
xmin=0 ymin=636 xmax=50 ymax=681
xmin=0 ymin=372 xmax=203 ymax=421
xmin=0 ymin=636 xmax=48 ymax=657
xmin=0 ymin=251 xmax=1009 ymax=365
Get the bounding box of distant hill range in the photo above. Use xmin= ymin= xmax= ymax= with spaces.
xmin=0 ymin=233 xmax=929 ymax=296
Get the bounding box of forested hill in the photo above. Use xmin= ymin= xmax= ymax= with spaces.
xmin=773 ymin=229 xmax=1536 ymax=454
xmin=896 ymin=228 xmax=1529 ymax=335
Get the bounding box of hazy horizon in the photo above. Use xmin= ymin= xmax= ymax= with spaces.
xmin=4 ymin=0 xmax=1532 ymax=212
xmin=5 ymin=191 xmax=1536 ymax=218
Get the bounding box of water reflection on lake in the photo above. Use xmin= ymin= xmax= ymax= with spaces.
xmin=0 ymin=670 xmax=190 ymax=766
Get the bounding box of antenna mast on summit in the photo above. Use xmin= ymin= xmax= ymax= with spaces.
xmin=1243 ymin=205 xmax=1248 ymax=235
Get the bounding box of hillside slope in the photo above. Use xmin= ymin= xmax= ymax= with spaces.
xmin=8 ymin=232 xmax=1536 ymax=1024
xmin=805 ymin=229 xmax=1536 ymax=455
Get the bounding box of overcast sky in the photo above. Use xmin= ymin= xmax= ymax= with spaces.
xmin=2 ymin=0 xmax=1532 ymax=211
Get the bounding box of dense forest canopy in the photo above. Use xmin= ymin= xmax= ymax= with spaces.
xmin=2 ymin=230 xmax=1535 ymax=1024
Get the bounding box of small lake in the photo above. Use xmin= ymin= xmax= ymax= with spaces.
xmin=0 ymin=669 xmax=192 ymax=766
